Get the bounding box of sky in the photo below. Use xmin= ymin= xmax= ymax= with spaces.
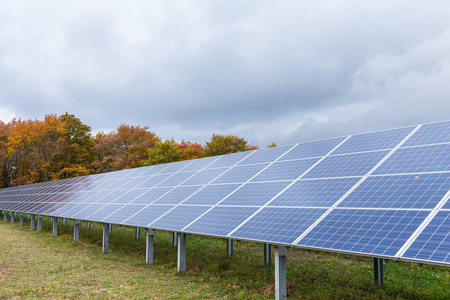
xmin=1 ymin=1 xmax=450 ymax=147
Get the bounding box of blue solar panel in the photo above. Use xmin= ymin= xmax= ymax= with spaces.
xmin=279 ymin=138 xmax=345 ymax=161
xmin=182 ymin=184 xmax=241 ymax=205
xmin=130 ymin=187 xmax=172 ymax=204
xmin=102 ymin=204 xmax=146 ymax=224
xmin=57 ymin=203 xmax=91 ymax=218
xmin=297 ymin=209 xmax=429 ymax=256
xmin=402 ymin=121 xmax=450 ymax=147
xmin=138 ymin=174 xmax=171 ymax=188
xmin=402 ymin=211 xmax=450 ymax=263
xmin=251 ymin=158 xmax=320 ymax=182
xmin=304 ymin=151 xmax=389 ymax=178
xmin=86 ymin=204 xmax=123 ymax=221
xmin=159 ymin=160 xmax=193 ymax=174
xmin=95 ymin=190 xmax=129 ymax=203
xmin=156 ymin=171 xmax=197 ymax=187
xmin=150 ymin=205 xmax=212 ymax=231
xmin=124 ymin=205 xmax=174 ymax=227
xmin=180 ymin=156 xmax=219 ymax=172
xmin=339 ymin=173 xmax=450 ymax=209
xmin=219 ymin=182 xmax=290 ymax=206
xmin=152 ymin=186 xmax=202 ymax=205
xmin=333 ymin=126 xmax=415 ymax=155
xmin=270 ymin=177 xmax=361 ymax=207
xmin=231 ymin=207 xmax=327 ymax=244
xmin=374 ymin=144 xmax=450 ymax=175
xmin=70 ymin=204 xmax=106 ymax=219
xmin=111 ymin=189 xmax=148 ymax=204
xmin=181 ymin=168 xmax=229 ymax=186
xmin=238 ymin=145 xmax=293 ymax=165
xmin=117 ymin=176 xmax=152 ymax=189
xmin=205 ymin=151 xmax=252 ymax=169
xmin=184 ymin=206 xmax=259 ymax=236
xmin=212 ymin=163 xmax=269 ymax=184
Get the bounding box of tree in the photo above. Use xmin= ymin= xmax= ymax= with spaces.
xmin=267 ymin=142 xmax=277 ymax=148
xmin=177 ymin=140 xmax=204 ymax=160
xmin=203 ymin=134 xmax=258 ymax=156
xmin=144 ymin=139 xmax=180 ymax=165
xmin=53 ymin=113 xmax=94 ymax=179
xmin=0 ymin=121 xmax=12 ymax=188
xmin=7 ymin=114 xmax=67 ymax=183
xmin=92 ymin=124 xmax=160 ymax=172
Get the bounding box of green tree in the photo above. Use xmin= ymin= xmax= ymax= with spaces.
xmin=53 ymin=113 xmax=94 ymax=179
xmin=144 ymin=138 xmax=181 ymax=165
xmin=203 ymin=134 xmax=257 ymax=157
xmin=267 ymin=142 xmax=277 ymax=148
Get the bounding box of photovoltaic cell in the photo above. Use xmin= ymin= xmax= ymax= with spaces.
xmin=279 ymin=138 xmax=345 ymax=161
xmin=152 ymin=186 xmax=202 ymax=205
xmin=138 ymin=174 xmax=171 ymax=188
xmin=130 ymin=187 xmax=172 ymax=204
xmin=184 ymin=206 xmax=259 ymax=236
xmin=180 ymin=156 xmax=219 ymax=172
xmin=374 ymin=144 xmax=450 ymax=175
xmin=333 ymin=126 xmax=414 ymax=155
xmin=181 ymin=168 xmax=229 ymax=186
xmin=125 ymin=205 xmax=174 ymax=227
xmin=205 ymin=151 xmax=252 ymax=169
xmin=70 ymin=204 xmax=106 ymax=219
xmin=150 ymin=205 xmax=212 ymax=231
xmin=269 ymin=177 xmax=361 ymax=207
xmin=182 ymin=184 xmax=241 ymax=205
xmin=251 ymin=158 xmax=319 ymax=182
xmin=212 ymin=163 xmax=269 ymax=184
xmin=231 ymin=207 xmax=327 ymax=244
xmin=159 ymin=160 xmax=193 ymax=174
xmin=297 ymin=209 xmax=429 ymax=256
xmin=156 ymin=171 xmax=197 ymax=187
xmin=87 ymin=204 xmax=123 ymax=221
xmin=102 ymin=204 xmax=146 ymax=224
xmin=304 ymin=151 xmax=389 ymax=178
xmin=111 ymin=189 xmax=148 ymax=204
xmin=402 ymin=121 xmax=450 ymax=147
xmin=339 ymin=173 xmax=450 ymax=209
xmin=402 ymin=211 xmax=450 ymax=263
xmin=238 ymin=145 xmax=293 ymax=165
xmin=219 ymin=182 xmax=290 ymax=206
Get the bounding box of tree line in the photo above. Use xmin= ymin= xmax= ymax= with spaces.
xmin=0 ymin=113 xmax=262 ymax=188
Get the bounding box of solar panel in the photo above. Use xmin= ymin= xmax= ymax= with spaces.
xmin=0 ymin=120 xmax=449 ymax=268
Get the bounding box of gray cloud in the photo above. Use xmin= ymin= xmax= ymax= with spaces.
xmin=1 ymin=1 xmax=450 ymax=146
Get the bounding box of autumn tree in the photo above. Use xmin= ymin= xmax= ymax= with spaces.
xmin=267 ymin=142 xmax=277 ymax=148
xmin=0 ymin=121 xmax=12 ymax=188
xmin=7 ymin=114 xmax=67 ymax=184
xmin=203 ymin=134 xmax=258 ymax=156
xmin=177 ymin=140 xmax=204 ymax=160
xmin=53 ymin=113 xmax=94 ymax=179
xmin=92 ymin=124 xmax=160 ymax=172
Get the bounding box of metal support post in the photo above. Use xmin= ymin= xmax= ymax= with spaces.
xmin=374 ymin=257 xmax=384 ymax=287
xmin=87 ymin=221 xmax=91 ymax=230
xmin=19 ymin=213 xmax=24 ymax=226
xmin=227 ymin=238 xmax=233 ymax=257
xmin=146 ymin=229 xmax=154 ymax=265
xmin=102 ymin=223 xmax=110 ymax=253
xmin=63 ymin=218 xmax=66 ymax=225
xmin=3 ymin=210 xmax=6 ymax=222
xmin=27 ymin=214 xmax=30 ymax=219
xmin=173 ymin=232 xmax=178 ymax=247
xmin=109 ymin=223 xmax=112 ymax=233
xmin=52 ymin=217 xmax=58 ymax=236
xmin=37 ymin=215 xmax=43 ymax=231
xmin=10 ymin=211 xmax=14 ymax=224
xmin=74 ymin=220 xmax=81 ymax=242
xmin=264 ymin=243 xmax=272 ymax=266
xmin=30 ymin=214 xmax=35 ymax=230
xmin=275 ymin=245 xmax=287 ymax=300
xmin=136 ymin=227 xmax=140 ymax=240
xmin=177 ymin=233 xmax=186 ymax=272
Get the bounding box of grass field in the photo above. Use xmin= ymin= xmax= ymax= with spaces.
xmin=0 ymin=216 xmax=449 ymax=299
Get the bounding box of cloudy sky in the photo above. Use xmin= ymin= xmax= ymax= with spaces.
xmin=1 ymin=1 xmax=450 ymax=147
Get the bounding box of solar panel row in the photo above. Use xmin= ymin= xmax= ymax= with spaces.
xmin=1 ymin=120 xmax=449 ymax=265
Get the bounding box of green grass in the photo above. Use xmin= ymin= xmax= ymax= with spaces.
xmin=1 ymin=216 xmax=449 ymax=299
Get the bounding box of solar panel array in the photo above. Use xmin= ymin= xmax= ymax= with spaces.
xmin=1 ymin=120 xmax=449 ymax=266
